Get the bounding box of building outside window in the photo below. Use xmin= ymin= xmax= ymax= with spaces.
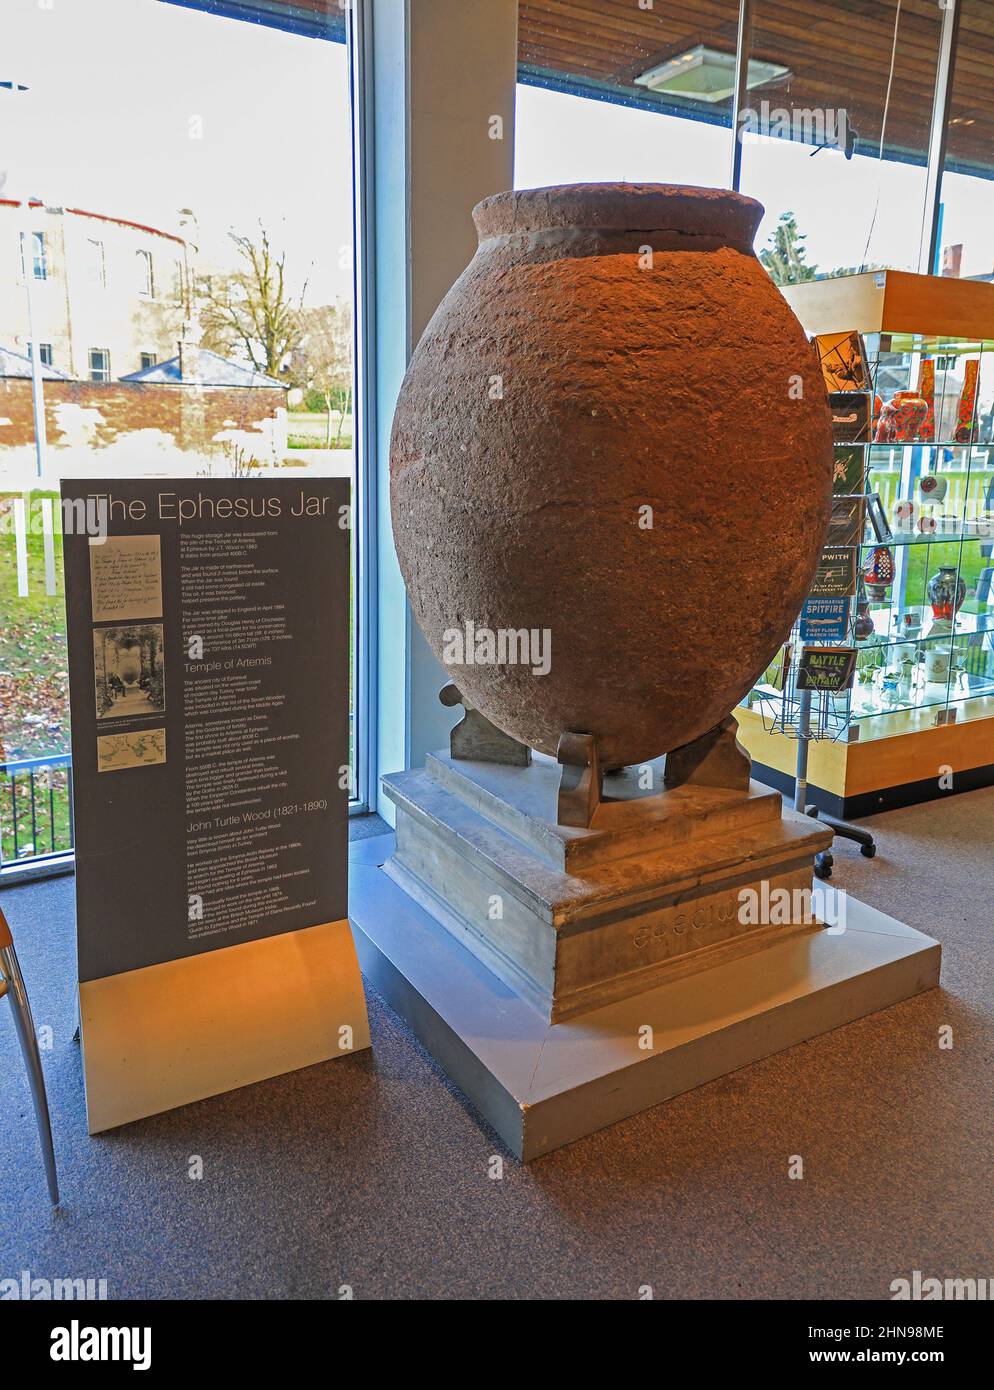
xmin=1 ymin=0 xmax=365 ymax=884
xmin=88 ymin=347 xmax=111 ymax=381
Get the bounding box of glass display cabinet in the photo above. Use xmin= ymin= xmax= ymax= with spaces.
xmin=735 ymin=271 xmax=994 ymax=816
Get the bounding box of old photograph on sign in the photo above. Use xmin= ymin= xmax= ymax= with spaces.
xmin=93 ymin=624 xmax=166 ymax=721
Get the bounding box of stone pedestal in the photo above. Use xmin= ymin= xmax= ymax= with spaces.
xmin=349 ymin=752 xmax=940 ymax=1160
xmin=383 ymin=751 xmax=833 ymax=1022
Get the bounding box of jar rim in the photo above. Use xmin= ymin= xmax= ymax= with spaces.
xmin=473 ymin=183 xmax=765 ymax=250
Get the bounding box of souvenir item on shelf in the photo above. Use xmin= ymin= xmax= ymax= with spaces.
xmin=866 ymin=492 xmax=892 ymax=542
xmin=892 ymin=498 xmax=916 ymax=532
xmin=854 ymin=579 xmax=875 ymax=640
xmin=955 ymin=360 xmax=979 ymax=444
xmin=811 ymin=545 xmax=858 ymax=597
xmin=832 ymin=444 xmax=864 ymax=496
xmin=863 ymin=544 xmax=895 ymax=600
xmin=829 ymin=391 xmax=871 ymax=443
xmin=828 ymin=494 xmax=865 ymax=547
xmin=927 ymin=564 xmax=966 ymax=620
xmin=815 ymin=330 xmax=870 ymax=393
xmin=919 ymin=472 xmax=948 ymax=504
xmin=796 ymin=645 xmax=858 ymax=693
xmin=390 ymin=185 xmax=835 ymax=766
xmin=856 ymin=640 xmax=883 ymax=681
xmin=924 ymin=621 xmax=953 ymax=683
xmin=917 ymin=358 xmax=936 ymax=442
xmin=874 ymin=390 xmax=929 ymax=444
xmin=799 ymin=596 xmax=851 ymax=641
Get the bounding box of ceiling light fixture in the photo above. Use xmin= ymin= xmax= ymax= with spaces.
xmin=635 ymin=45 xmax=790 ymax=104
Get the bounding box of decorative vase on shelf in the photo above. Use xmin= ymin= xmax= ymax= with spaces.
xmin=863 ymin=544 xmax=895 ymax=600
xmin=854 ymin=579 xmax=875 ymax=640
xmin=390 ymin=184 xmax=834 ymax=767
xmin=927 ymin=565 xmax=966 ymax=621
xmin=875 ymin=391 xmax=929 ymax=444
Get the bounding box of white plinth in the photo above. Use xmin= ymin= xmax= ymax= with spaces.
xmin=350 ymin=837 xmax=940 ymax=1161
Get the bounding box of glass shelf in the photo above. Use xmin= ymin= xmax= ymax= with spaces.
xmin=859 ymin=531 xmax=992 ymax=547
xmin=743 ymin=330 xmax=994 ymax=742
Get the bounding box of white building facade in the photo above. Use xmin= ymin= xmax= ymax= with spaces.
xmin=0 ymin=199 xmax=194 ymax=381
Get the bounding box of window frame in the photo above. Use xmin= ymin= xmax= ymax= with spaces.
xmin=136 ymin=248 xmax=154 ymax=299
xmin=87 ymin=237 xmax=106 ymax=287
xmin=31 ymin=230 xmax=48 ymax=280
xmin=88 ymin=347 xmax=112 ymax=383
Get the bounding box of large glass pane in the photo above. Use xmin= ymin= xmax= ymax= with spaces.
xmin=0 ymin=0 xmax=361 ymax=872
xmin=516 ymin=0 xmax=741 ymax=187
xmin=936 ymin=0 xmax=994 ymax=281
xmin=741 ymin=0 xmax=942 ymax=279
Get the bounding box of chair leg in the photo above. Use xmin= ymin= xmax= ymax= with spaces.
xmin=0 ymin=943 xmax=60 ymax=1206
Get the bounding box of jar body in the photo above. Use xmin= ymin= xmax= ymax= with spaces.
xmin=390 ymin=185 xmax=834 ymax=766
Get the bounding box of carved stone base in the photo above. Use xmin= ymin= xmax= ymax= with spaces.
xmin=381 ymin=749 xmax=834 ymax=1022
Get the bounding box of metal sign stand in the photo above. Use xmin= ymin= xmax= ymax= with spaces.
xmin=793 ymin=687 xmax=876 ymax=880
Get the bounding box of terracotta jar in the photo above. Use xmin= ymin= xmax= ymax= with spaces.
xmin=390 ymin=184 xmax=834 ymax=768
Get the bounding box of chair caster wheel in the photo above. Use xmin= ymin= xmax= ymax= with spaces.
xmin=860 ymin=843 xmax=877 ymax=859
xmin=814 ymin=851 xmax=833 ymax=880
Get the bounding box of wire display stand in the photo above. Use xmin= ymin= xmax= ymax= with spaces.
xmin=752 ymin=617 xmax=876 ymax=880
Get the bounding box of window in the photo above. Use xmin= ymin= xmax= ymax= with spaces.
xmin=739 ymin=0 xmax=942 ymax=280
xmin=31 ymin=230 xmax=47 ymax=279
xmin=88 ymin=348 xmax=111 ymax=382
xmin=29 ymin=343 xmax=54 ymax=367
xmin=1 ymin=0 xmax=365 ymax=881
xmin=935 ymin=0 xmax=994 ymax=281
xmin=516 ymin=1 xmax=742 ymax=189
xmin=136 ymin=249 xmax=154 ymax=297
xmin=87 ymin=238 xmax=106 ymax=287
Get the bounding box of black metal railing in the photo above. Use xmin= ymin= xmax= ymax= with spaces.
xmin=0 ymin=753 xmax=74 ymax=875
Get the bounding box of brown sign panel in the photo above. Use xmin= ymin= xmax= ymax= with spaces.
xmin=62 ymin=479 xmax=351 ymax=983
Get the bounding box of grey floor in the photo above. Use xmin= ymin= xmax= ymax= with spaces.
xmin=1 ymin=796 xmax=991 ymax=1301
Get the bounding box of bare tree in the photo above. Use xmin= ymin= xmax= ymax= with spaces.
xmin=295 ymin=301 xmax=353 ymax=445
xmin=198 ymin=224 xmax=306 ymax=378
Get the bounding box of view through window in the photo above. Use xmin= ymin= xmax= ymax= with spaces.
xmin=0 ymin=0 xmax=360 ymax=873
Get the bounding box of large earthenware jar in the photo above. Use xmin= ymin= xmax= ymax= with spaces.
xmin=390 ymin=184 xmax=834 ymax=768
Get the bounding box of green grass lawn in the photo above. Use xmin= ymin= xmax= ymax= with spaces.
xmin=286 ymin=410 xmax=354 ymax=450
xmin=0 ymin=493 xmax=73 ymax=862
xmin=868 ymin=466 xmax=993 ymax=612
